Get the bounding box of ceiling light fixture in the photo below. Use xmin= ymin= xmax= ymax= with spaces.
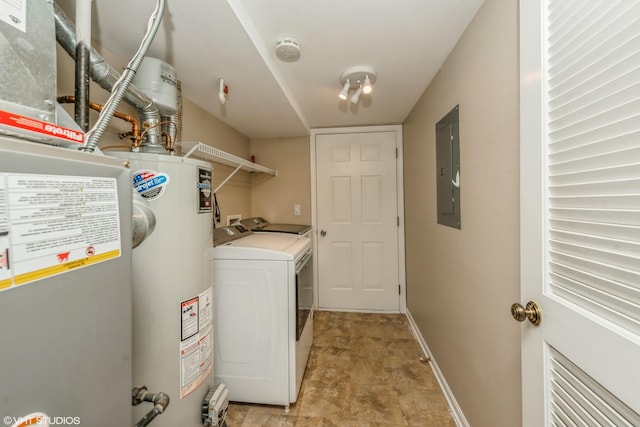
xmin=362 ymin=75 xmax=373 ymax=94
xmin=338 ymin=66 xmax=376 ymax=104
xmin=338 ymin=80 xmax=350 ymax=100
xmin=350 ymin=84 xmax=363 ymax=104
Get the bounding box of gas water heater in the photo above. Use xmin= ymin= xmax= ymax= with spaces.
xmin=109 ymin=151 xmax=215 ymax=427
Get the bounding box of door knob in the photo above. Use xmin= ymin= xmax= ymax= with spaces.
xmin=320 ymin=230 xmax=327 ymax=237
xmin=511 ymin=301 xmax=542 ymax=326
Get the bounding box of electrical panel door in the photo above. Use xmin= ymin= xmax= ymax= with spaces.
xmin=436 ymin=105 xmax=461 ymax=229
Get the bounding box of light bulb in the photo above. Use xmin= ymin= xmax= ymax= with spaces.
xmin=350 ymin=85 xmax=362 ymax=104
xmin=338 ymin=80 xmax=350 ymax=100
xmin=362 ymin=75 xmax=373 ymax=94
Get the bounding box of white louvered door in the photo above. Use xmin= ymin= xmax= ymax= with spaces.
xmin=520 ymin=1 xmax=640 ymax=425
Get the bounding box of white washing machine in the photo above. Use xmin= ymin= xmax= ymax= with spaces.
xmin=212 ymin=225 xmax=313 ymax=410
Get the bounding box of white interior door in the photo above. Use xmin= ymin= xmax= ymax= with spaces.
xmin=520 ymin=1 xmax=640 ymax=425
xmin=314 ymin=128 xmax=401 ymax=311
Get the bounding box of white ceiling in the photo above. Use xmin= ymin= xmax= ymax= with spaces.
xmin=56 ymin=0 xmax=485 ymax=139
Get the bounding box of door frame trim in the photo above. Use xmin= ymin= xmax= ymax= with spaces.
xmin=310 ymin=125 xmax=406 ymax=313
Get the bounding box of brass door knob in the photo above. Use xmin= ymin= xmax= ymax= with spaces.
xmin=511 ymin=301 xmax=542 ymax=326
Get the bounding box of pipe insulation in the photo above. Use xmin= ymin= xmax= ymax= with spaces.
xmin=74 ymin=0 xmax=92 ymax=44
xmin=53 ymin=2 xmax=165 ymax=151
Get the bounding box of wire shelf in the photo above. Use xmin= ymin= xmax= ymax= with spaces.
xmin=178 ymin=141 xmax=276 ymax=176
xmin=178 ymin=141 xmax=276 ymax=193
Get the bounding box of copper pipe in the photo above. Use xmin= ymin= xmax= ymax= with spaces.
xmin=162 ymin=131 xmax=174 ymax=153
xmin=140 ymin=120 xmax=175 ymax=153
xmin=57 ymin=96 xmax=141 ymax=146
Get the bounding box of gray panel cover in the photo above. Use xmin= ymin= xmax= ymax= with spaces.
xmin=0 ymin=137 xmax=132 ymax=426
xmin=436 ymin=105 xmax=461 ymax=229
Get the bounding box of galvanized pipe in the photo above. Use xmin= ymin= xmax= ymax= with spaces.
xmin=74 ymin=0 xmax=91 ymax=131
xmin=132 ymin=386 xmax=170 ymax=427
xmin=74 ymin=44 xmax=90 ymax=131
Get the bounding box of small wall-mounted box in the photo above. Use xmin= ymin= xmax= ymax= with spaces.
xmin=226 ymin=214 xmax=241 ymax=226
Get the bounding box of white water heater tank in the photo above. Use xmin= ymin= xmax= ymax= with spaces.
xmin=132 ymin=57 xmax=178 ymax=115
xmin=108 ymin=151 xmax=214 ymax=426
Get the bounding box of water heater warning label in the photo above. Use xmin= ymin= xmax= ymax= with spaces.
xmin=0 ymin=173 xmax=121 ymax=291
xmin=179 ymin=287 xmax=213 ymax=399
xmin=197 ymin=167 xmax=212 ymax=213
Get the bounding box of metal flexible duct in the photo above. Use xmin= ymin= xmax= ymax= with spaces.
xmin=53 ymin=2 xmax=164 ymax=151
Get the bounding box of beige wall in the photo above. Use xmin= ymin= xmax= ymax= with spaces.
xmin=402 ymin=0 xmax=521 ymax=426
xmin=55 ymin=44 xmax=252 ymax=224
xmin=249 ymin=137 xmax=312 ymax=225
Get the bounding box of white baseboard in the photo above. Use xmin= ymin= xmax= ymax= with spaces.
xmin=405 ymin=309 xmax=470 ymax=427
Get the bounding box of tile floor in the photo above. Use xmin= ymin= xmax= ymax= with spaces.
xmin=225 ymin=310 xmax=456 ymax=426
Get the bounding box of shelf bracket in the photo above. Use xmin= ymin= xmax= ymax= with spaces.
xmin=183 ymin=143 xmax=200 ymax=159
xmin=214 ymin=163 xmax=243 ymax=194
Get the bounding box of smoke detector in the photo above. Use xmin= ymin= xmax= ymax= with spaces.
xmin=275 ymin=36 xmax=301 ymax=62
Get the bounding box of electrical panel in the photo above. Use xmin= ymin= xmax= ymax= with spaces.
xmin=436 ymin=105 xmax=461 ymax=229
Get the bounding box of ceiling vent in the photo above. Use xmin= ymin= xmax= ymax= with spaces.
xmin=275 ymin=36 xmax=301 ymax=62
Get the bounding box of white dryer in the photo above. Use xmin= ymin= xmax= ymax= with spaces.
xmin=212 ymin=225 xmax=313 ymax=410
xmin=239 ymin=216 xmax=312 ymax=238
